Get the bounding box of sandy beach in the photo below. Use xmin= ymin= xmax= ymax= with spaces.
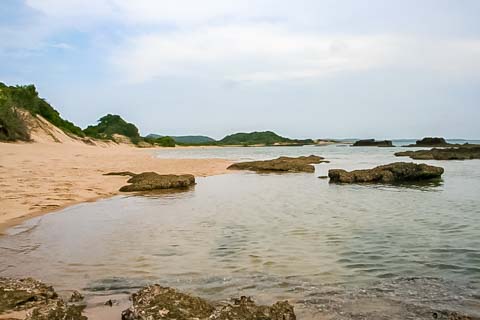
xmin=0 ymin=142 xmax=231 ymax=233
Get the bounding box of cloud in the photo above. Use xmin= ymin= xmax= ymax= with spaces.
xmin=109 ymin=23 xmax=480 ymax=83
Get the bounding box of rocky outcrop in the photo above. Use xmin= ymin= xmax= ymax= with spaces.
xmin=0 ymin=278 xmax=86 ymax=320
xmin=395 ymin=146 xmax=480 ymax=160
xmin=352 ymin=139 xmax=393 ymax=147
xmin=404 ymin=137 xmax=450 ymax=147
xmin=227 ymin=155 xmax=327 ymax=173
xmin=121 ymin=285 xmax=296 ymax=320
xmin=118 ymin=172 xmax=195 ymax=192
xmin=328 ymin=162 xmax=444 ymax=183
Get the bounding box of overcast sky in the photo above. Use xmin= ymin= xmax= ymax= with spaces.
xmin=1 ymin=0 xmax=480 ymax=139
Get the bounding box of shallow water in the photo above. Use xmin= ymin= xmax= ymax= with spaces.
xmin=1 ymin=145 xmax=480 ymax=318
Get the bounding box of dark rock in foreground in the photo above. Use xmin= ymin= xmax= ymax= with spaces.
xmin=404 ymin=137 xmax=451 ymax=147
xmin=0 ymin=278 xmax=86 ymax=320
xmin=395 ymin=146 xmax=480 ymax=160
xmin=0 ymin=278 xmax=57 ymax=314
xmin=228 ymin=155 xmax=327 ymax=173
xmin=121 ymin=285 xmax=296 ymax=320
xmin=118 ymin=172 xmax=195 ymax=192
xmin=352 ymin=139 xmax=393 ymax=147
xmin=328 ymin=162 xmax=443 ymax=183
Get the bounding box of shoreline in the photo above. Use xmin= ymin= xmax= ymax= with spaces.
xmin=0 ymin=142 xmax=232 ymax=234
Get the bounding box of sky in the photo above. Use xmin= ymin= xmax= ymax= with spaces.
xmin=1 ymin=0 xmax=480 ymax=139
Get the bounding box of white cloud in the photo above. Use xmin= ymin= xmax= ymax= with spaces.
xmin=109 ymin=24 xmax=393 ymax=83
xmin=109 ymin=24 xmax=480 ymax=83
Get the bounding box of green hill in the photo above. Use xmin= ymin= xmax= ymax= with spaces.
xmin=219 ymin=131 xmax=314 ymax=146
xmin=147 ymin=134 xmax=216 ymax=144
xmin=84 ymin=114 xmax=140 ymax=142
xmin=0 ymin=82 xmax=84 ymax=141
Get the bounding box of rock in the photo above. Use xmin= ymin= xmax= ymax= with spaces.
xmin=104 ymin=299 xmax=119 ymax=307
xmin=318 ymin=175 xmax=328 ymax=179
xmin=119 ymin=172 xmax=195 ymax=192
xmin=211 ymin=296 xmax=296 ymax=320
xmin=121 ymin=285 xmax=214 ymax=320
xmin=395 ymin=146 xmax=480 ymax=160
xmin=352 ymin=139 xmax=393 ymax=147
xmin=69 ymin=290 xmax=84 ymax=303
xmin=0 ymin=277 xmax=57 ymax=314
xmin=227 ymin=155 xmax=328 ymax=173
xmin=26 ymin=300 xmax=86 ymax=320
xmin=121 ymin=285 xmax=296 ymax=320
xmin=328 ymin=162 xmax=444 ymax=183
xmin=0 ymin=278 xmax=86 ymax=320
xmin=104 ymin=171 xmax=137 ymax=177
xmin=404 ymin=137 xmax=450 ymax=147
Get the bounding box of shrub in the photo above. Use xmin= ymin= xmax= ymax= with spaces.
xmin=0 ymin=82 xmax=84 ymax=138
xmin=0 ymin=103 xmax=30 ymax=141
xmin=84 ymin=114 xmax=140 ymax=141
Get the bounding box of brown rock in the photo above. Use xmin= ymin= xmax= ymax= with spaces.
xmin=352 ymin=139 xmax=393 ymax=147
xmin=395 ymin=146 xmax=480 ymax=160
xmin=119 ymin=172 xmax=195 ymax=192
xmin=121 ymin=285 xmax=296 ymax=320
xmin=328 ymin=162 xmax=444 ymax=183
xmin=228 ymin=155 xmax=327 ymax=173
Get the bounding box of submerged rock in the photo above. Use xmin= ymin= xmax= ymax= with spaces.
xmin=228 ymin=155 xmax=327 ymax=173
xmin=328 ymin=162 xmax=444 ymax=183
xmin=119 ymin=172 xmax=196 ymax=192
xmin=0 ymin=278 xmax=86 ymax=320
xmin=352 ymin=139 xmax=393 ymax=147
xmin=121 ymin=285 xmax=296 ymax=320
xmin=395 ymin=146 xmax=480 ymax=160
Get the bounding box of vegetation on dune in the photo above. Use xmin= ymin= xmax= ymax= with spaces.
xmin=0 ymin=100 xmax=30 ymax=141
xmin=0 ymin=82 xmax=84 ymax=141
xmin=84 ymin=114 xmax=140 ymax=141
xmin=143 ymin=135 xmax=176 ymax=147
xmin=219 ymin=131 xmax=314 ymax=146
xmin=147 ymin=134 xmax=216 ymax=145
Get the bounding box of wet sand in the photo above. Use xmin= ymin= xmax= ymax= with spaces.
xmin=0 ymin=142 xmax=231 ymax=233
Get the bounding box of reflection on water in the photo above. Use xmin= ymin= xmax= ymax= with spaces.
xmin=1 ymin=145 xmax=480 ymax=317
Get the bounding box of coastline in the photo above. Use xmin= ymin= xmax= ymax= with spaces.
xmin=0 ymin=142 xmax=232 ymax=234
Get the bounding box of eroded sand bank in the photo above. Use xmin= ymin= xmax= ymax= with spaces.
xmin=0 ymin=142 xmax=231 ymax=232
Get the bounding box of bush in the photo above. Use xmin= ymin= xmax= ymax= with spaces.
xmin=0 ymin=82 xmax=84 ymax=138
xmin=143 ymin=136 xmax=176 ymax=147
xmin=0 ymin=103 xmax=30 ymax=141
xmin=84 ymin=114 xmax=140 ymax=142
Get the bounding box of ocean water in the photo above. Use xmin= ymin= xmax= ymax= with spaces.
xmin=1 ymin=145 xmax=480 ymax=318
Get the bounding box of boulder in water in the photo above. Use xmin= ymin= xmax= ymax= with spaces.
xmin=352 ymin=139 xmax=393 ymax=147
xmin=228 ymin=155 xmax=327 ymax=173
xmin=404 ymin=137 xmax=450 ymax=147
xmin=328 ymin=162 xmax=444 ymax=183
xmin=119 ymin=172 xmax=195 ymax=192
xmin=395 ymin=146 xmax=480 ymax=160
